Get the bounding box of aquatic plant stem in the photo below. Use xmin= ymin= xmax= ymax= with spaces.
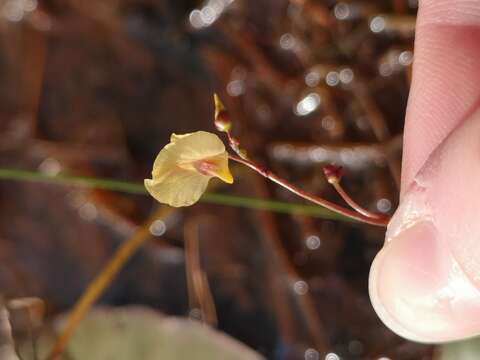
xmin=228 ymin=154 xmax=389 ymax=227
xmin=331 ymin=181 xmax=386 ymax=220
xmin=323 ymin=164 xmax=388 ymax=221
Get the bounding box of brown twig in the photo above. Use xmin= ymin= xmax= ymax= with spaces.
xmin=184 ymin=217 xmax=218 ymax=326
xmin=352 ymin=81 xmax=401 ymax=188
xmin=268 ymin=140 xmax=394 ymax=169
xmin=393 ymin=0 xmax=407 ymax=14
xmin=7 ymin=297 xmax=45 ymax=360
xmin=20 ymin=24 xmax=48 ymax=139
xmin=215 ymin=23 xmax=290 ymax=92
xmin=47 ymin=206 xmax=173 ymax=359
xmin=247 ymin=169 xmax=329 ymax=352
xmin=0 ymin=299 xmax=19 ymax=360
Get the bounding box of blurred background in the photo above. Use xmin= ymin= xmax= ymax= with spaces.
xmin=0 ymin=0 xmax=444 ymax=359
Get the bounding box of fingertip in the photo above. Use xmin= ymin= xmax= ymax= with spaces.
xmin=372 ymin=107 xmax=480 ymax=342
xmin=370 ymin=221 xmax=480 ymax=343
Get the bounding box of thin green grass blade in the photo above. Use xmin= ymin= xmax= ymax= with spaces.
xmin=0 ymin=168 xmax=351 ymax=222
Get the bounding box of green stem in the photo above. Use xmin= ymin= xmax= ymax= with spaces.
xmin=0 ymin=168 xmax=351 ymax=222
xmin=0 ymin=168 xmax=145 ymax=194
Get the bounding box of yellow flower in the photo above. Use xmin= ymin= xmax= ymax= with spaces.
xmin=144 ymin=131 xmax=234 ymax=207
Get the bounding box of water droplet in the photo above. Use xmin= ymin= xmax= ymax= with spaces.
xmin=2 ymin=0 xmax=24 ymax=22
xmin=305 ymin=235 xmax=321 ymax=250
xmin=305 ymin=348 xmax=319 ymax=360
xmin=325 ymin=353 xmax=340 ymax=360
xmin=322 ymin=116 xmax=336 ymax=131
xmin=189 ymin=0 xmax=233 ymax=29
xmin=208 ymin=0 xmax=225 ymax=13
xmin=310 ymin=148 xmax=327 ymax=162
xmin=189 ymin=9 xmax=204 ymax=28
xmin=293 ymin=280 xmax=309 ymax=295
xmin=325 ymin=71 xmax=340 ymax=86
xmin=305 ymin=70 xmax=321 ymax=87
xmin=376 ymin=198 xmax=392 ymax=213
xmin=38 ymin=158 xmax=61 ymax=176
xmin=334 ymin=3 xmax=350 ymax=20
xmin=149 ymin=219 xmax=166 ymax=236
xmin=339 ymin=68 xmax=354 ymax=84
xmin=24 ymin=0 xmax=37 ymax=12
xmin=379 ymin=62 xmax=393 ymax=77
xmin=295 ymin=93 xmax=321 ymax=116
xmin=189 ymin=308 xmax=202 ymax=320
xmin=79 ymin=203 xmax=97 ymax=221
xmin=355 ymin=116 xmax=369 ymax=131
xmin=399 ymin=50 xmax=413 ymax=66
xmin=340 ymin=149 xmax=355 ymax=165
xmin=279 ymin=33 xmax=296 ymax=50
xmin=227 ymin=79 xmax=245 ymax=96
xmin=370 ymin=16 xmax=386 ymax=33
xmin=200 ymin=6 xmax=217 ymax=25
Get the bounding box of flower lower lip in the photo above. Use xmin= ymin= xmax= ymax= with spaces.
xmin=193 ymin=157 xmax=233 ymax=184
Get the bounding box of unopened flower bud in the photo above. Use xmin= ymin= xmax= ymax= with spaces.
xmin=323 ymin=164 xmax=344 ymax=184
xmin=213 ymin=93 xmax=232 ymax=132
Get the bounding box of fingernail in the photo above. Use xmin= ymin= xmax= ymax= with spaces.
xmin=369 ymin=220 xmax=480 ymax=342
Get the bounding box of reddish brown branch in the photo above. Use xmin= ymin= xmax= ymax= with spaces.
xmin=228 ymin=154 xmax=389 ymax=227
xmin=331 ymin=182 xmax=385 ymax=220
xmin=246 ymin=168 xmax=329 ymax=352
xmin=323 ymin=165 xmax=387 ymax=220
xmin=184 ymin=217 xmax=218 ymax=326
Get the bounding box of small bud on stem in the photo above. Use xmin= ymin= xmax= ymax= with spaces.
xmin=323 ymin=165 xmax=388 ymax=221
xmin=323 ymin=165 xmax=344 ymax=184
xmin=213 ymin=94 xmax=232 ymax=132
xmin=213 ymin=93 xmax=249 ymax=160
xmin=229 ymin=154 xmax=389 ymax=227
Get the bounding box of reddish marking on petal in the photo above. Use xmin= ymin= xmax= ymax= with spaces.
xmin=193 ymin=160 xmax=219 ymax=177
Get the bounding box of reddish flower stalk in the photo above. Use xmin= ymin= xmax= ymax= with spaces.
xmin=330 ymin=181 xmax=387 ymax=220
xmin=214 ymin=93 xmax=390 ymax=227
xmin=228 ymin=154 xmax=389 ymax=227
xmin=323 ymin=165 xmax=387 ymax=221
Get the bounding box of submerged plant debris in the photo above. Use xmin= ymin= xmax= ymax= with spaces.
xmin=0 ymin=0 xmax=434 ymax=359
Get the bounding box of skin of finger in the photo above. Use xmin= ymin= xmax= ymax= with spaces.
xmin=401 ymin=0 xmax=480 ymax=196
xmin=370 ymin=106 xmax=480 ymax=342
xmin=412 ymin=106 xmax=480 ymax=291
xmin=394 ymin=104 xmax=480 ymax=293
xmin=370 ymin=0 xmax=480 ymax=342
